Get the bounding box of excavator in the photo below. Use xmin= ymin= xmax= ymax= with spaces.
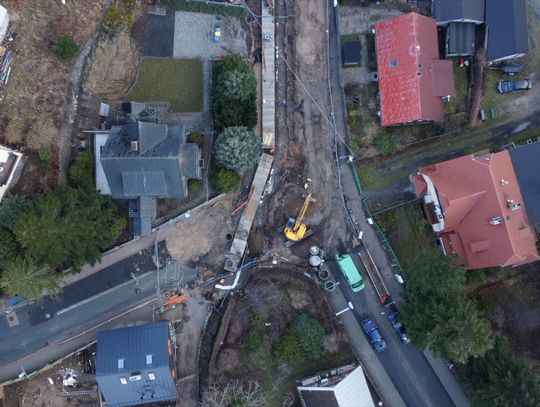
xmin=284 ymin=193 xmax=315 ymax=244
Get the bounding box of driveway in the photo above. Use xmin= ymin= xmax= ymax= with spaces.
xmin=173 ymin=11 xmax=249 ymax=59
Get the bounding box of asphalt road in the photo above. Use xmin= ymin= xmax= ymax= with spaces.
xmin=0 ymin=244 xmax=167 ymax=381
xmin=329 ymin=259 xmax=454 ymax=407
xmin=325 ymin=3 xmax=459 ymax=406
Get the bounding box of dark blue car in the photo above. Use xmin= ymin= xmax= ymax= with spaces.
xmin=362 ymin=317 xmax=387 ymax=352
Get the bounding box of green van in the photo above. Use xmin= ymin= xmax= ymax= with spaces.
xmin=336 ymin=253 xmax=365 ymax=292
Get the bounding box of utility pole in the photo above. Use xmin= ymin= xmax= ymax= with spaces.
xmin=154 ymin=230 xmax=164 ymax=312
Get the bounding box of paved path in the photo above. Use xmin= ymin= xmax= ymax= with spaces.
xmin=328 ymin=4 xmax=469 ymax=406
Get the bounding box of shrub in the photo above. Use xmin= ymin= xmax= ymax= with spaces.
xmin=274 ymin=314 xmax=327 ymax=363
xmin=51 ymin=36 xmax=80 ymax=60
xmin=38 ymin=148 xmax=53 ymax=171
xmin=245 ymin=330 xmax=264 ymax=352
xmin=188 ymin=179 xmax=202 ymax=194
xmin=210 ymin=164 xmax=241 ymax=193
xmin=374 ymin=130 xmax=398 ymax=155
xmin=187 ymin=132 xmax=204 ymax=147
xmin=69 ymin=152 xmax=94 ymax=187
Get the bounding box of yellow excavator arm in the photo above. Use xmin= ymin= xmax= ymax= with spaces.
xmin=284 ymin=194 xmax=313 ymax=241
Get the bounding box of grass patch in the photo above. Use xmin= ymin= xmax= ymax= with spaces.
xmin=129 ymin=58 xmax=203 ymax=112
xmin=375 ymin=204 xmax=433 ymax=272
xmin=188 ymin=179 xmax=202 ymax=194
xmin=481 ymin=69 xmax=504 ymax=114
xmin=509 ymin=127 xmax=540 ymax=145
xmin=444 ymin=59 xmax=469 ymax=115
xmin=340 ymin=33 xmax=360 ymax=43
xmin=356 ymin=161 xmax=411 ymax=190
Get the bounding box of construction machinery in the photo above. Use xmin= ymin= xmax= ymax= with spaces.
xmin=284 ymin=194 xmax=314 ymax=243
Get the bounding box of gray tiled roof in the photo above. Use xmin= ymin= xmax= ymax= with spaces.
xmin=100 ymin=121 xmax=198 ymax=200
xmin=122 ymin=171 xmax=168 ymax=197
xmin=434 ymin=0 xmax=484 ymax=24
xmin=129 ymin=197 xmax=156 ymax=236
xmin=96 ymin=323 xmax=177 ymax=407
xmin=486 ymin=0 xmax=528 ymax=62
xmin=509 ymin=142 xmax=540 ymax=225
xmin=447 ymin=22 xmax=475 ymax=56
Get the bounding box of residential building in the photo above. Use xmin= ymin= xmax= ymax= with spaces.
xmin=485 ymin=0 xmax=528 ymax=64
xmin=375 ymin=12 xmax=456 ymax=127
xmin=95 ymin=120 xmax=201 ymax=236
xmin=433 ymin=0 xmax=528 ymax=63
xmin=96 ymin=322 xmax=177 ymax=407
xmin=297 ymin=364 xmax=374 ymax=407
xmin=412 ymin=144 xmax=540 ymax=269
xmin=434 ymin=0 xmax=485 ymax=26
xmin=0 ymin=5 xmax=9 ymax=42
xmin=0 ymin=144 xmax=23 ymax=203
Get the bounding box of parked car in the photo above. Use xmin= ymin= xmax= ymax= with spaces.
xmin=497 ymin=79 xmax=532 ymax=94
xmin=362 ymin=318 xmax=387 ymax=352
xmin=213 ymin=15 xmax=222 ymax=43
xmin=387 ymin=304 xmax=410 ymax=344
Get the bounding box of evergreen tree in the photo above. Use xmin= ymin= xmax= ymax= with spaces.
xmin=0 ymin=258 xmax=61 ymax=300
xmin=214 ymin=127 xmax=260 ymax=173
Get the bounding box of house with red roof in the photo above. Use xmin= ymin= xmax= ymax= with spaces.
xmin=375 ymin=13 xmax=456 ymax=127
xmin=412 ymin=143 xmax=540 ymax=270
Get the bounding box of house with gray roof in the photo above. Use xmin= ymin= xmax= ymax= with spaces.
xmin=96 ymin=120 xmax=201 ymax=236
xmin=433 ymin=0 xmax=528 ymax=63
xmin=96 ymin=322 xmax=177 ymax=406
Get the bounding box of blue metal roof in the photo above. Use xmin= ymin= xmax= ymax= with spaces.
xmin=96 ymin=323 xmax=177 ymax=406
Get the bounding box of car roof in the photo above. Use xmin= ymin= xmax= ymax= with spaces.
xmin=362 ymin=318 xmax=376 ymax=331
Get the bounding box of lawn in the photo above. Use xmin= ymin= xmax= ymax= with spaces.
xmin=128 ymin=58 xmax=203 ymax=112
xmin=375 ymin=204 xmax=433 ymax=272
xmin=444 ymin=59 xmax=469 ymax=115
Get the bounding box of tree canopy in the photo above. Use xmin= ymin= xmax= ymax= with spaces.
xmin=275 ymin=313 xmax=326 ymax=363
xmin=0 ymin=257 xmax=62 ymax=300
xmin=69 ymin=152 xmax=94 ymax=188
xmin=213 ymin=56 xmax=257 ymax=130
xmin=401 ymin=248 xmax=493 ymax=363
xmin=460 ymin=337 xmax=540 ymax=406
xmin=0 ymin=194 xmax=29 ymax=230
xmin=14 ymin=187 xmax=126 ymax=271
xmin=0 ymin=228 xmax=22 ymax=269
xmin=214 ymin=126 xmax=260 ymax=173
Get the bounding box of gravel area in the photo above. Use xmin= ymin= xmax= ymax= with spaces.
xmin=173 ymin=11 xmax=249 ymax=59
xmin=133 ymin=9 xmax=175 ymax=57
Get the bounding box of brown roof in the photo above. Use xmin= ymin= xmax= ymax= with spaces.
xmin=375 ymin=13 xmax=456 ymax=126
xmin=413 ymin=150 xmax=539 ymax=269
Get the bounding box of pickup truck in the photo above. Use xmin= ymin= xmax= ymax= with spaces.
xmin=387 ymin=303 xmax=410 ymax=344
xmin=361 ymin=317 xmax=387 ymax=352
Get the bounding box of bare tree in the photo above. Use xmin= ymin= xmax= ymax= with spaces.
xmin=199 ymin=380 xmax=270 ymax=407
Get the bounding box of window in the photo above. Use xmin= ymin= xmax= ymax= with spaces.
xmin=146 ymin=354 xmax=153 ymax=365
xmin=120 ymin=377 xmax=128 ymax=385
xmin=148 ymin=372 xmax=156 ymax=381
xmin=117 ymin=358 xmax=125 ymax=369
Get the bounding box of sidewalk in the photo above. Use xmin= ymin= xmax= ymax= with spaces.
xmin=327 ymin=287 xmax=406 ymax=407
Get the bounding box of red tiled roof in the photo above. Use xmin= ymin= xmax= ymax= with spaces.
xmin=413 ymin=151 xmax=539 ymax=270
xmin=375 ymin=13 xmax=456 ymax=126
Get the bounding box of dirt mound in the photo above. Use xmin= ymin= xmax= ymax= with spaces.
xmin=85 ymin=30 xmax=139 ymax=101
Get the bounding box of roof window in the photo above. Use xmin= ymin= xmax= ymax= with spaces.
xmin=148 ymin=372 xmax=156 ymax=381
xmin=146 ymin=354 xmax=153 ymax=365
xmin=120 ymin=377 xmax=128 ymax=385
xmin=389 ymin=59 xmax=398 ymax=68
xmin=117 ymin=358 xmax=125 ymax=369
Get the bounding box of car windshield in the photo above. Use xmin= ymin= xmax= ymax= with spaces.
xmin=369 ymin=329 xmax=382 ymax=342
xmin=352 ymin=281 xmax=363 ymax=289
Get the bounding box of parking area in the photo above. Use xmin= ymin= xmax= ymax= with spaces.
xmin=134 ymin=8 xmax=176 ymax=57
xmin=173 ymin=11 xmax=249 ymax=59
